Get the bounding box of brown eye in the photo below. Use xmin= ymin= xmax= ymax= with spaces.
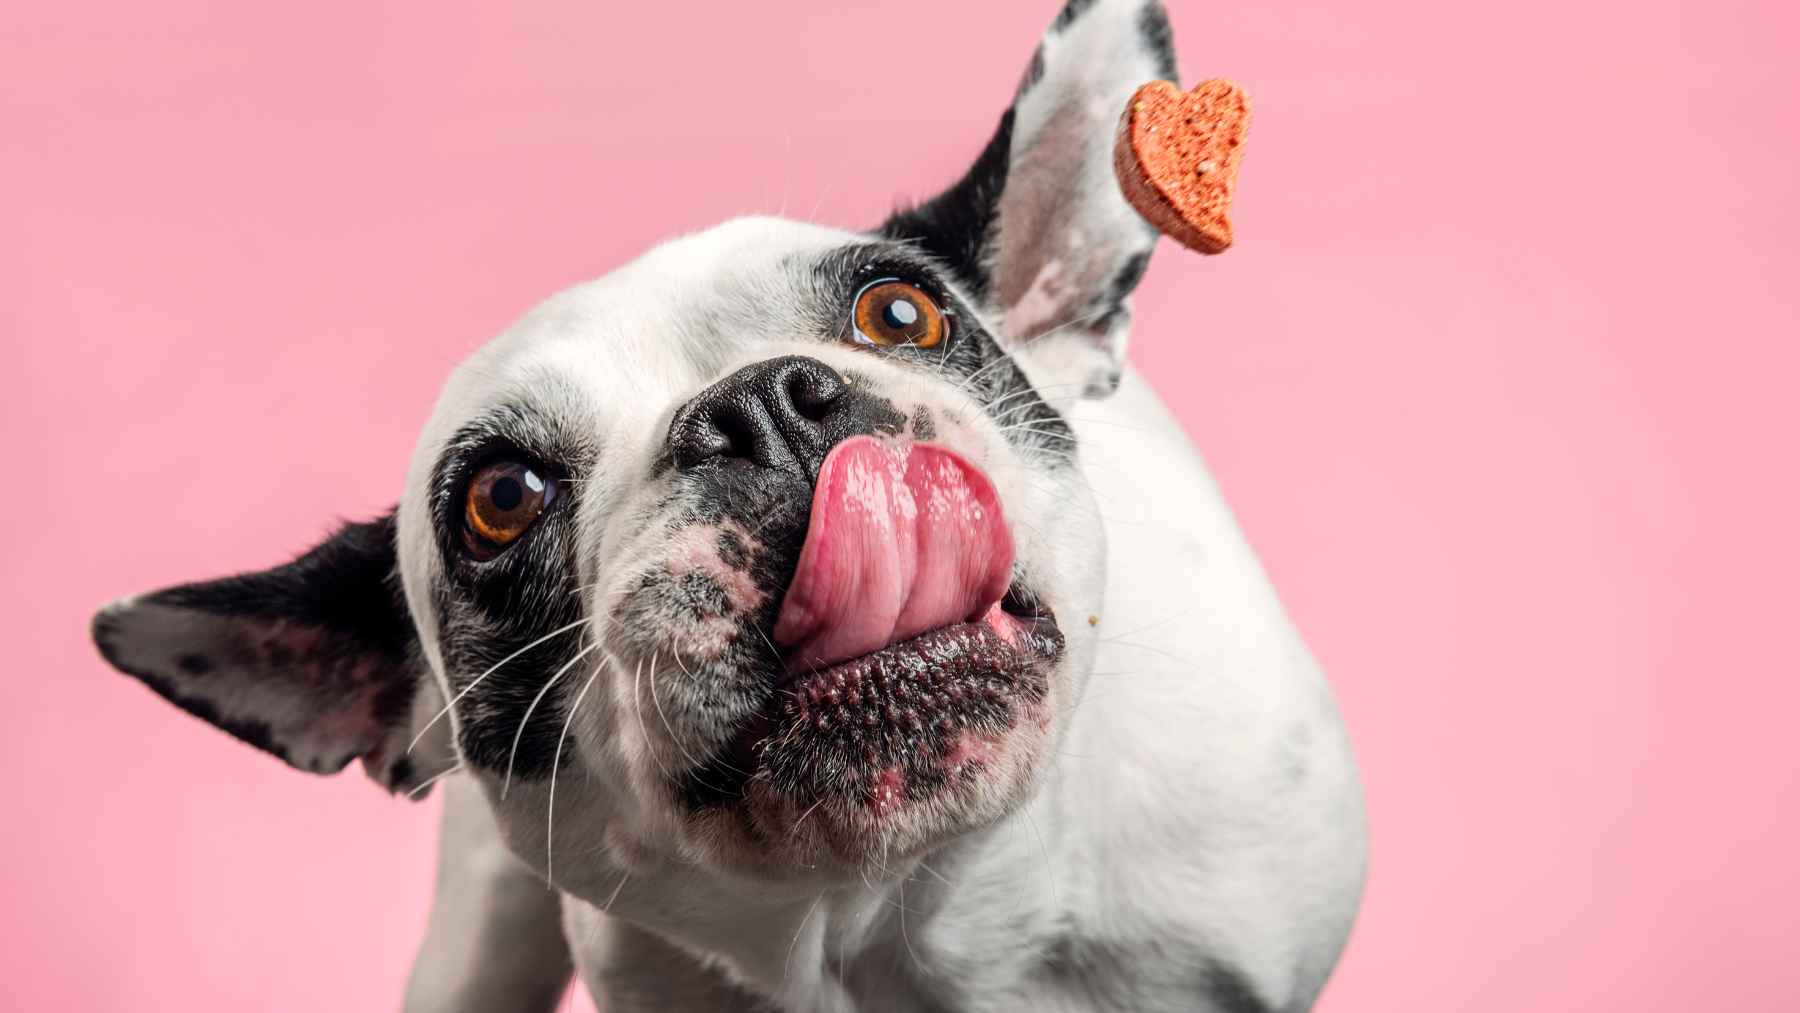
xmin=851 ymin=279 xmax=947 ymax=349
xmin=462 ymin=461 xmax=557 ymax=559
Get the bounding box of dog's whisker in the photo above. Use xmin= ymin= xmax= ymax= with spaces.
xmin=747 ymin=621 xmax=786 ymax=667
xmin=1100 ymin=637 xmax=1198 ymax=669
xmin=776 ymin=131 xmax=793 ymax=219
xmin=980 ymin=380 xmax=1088 ymax=416
xmin=501 ymin=640 xmax=600 ymax=800
xmin=669 ymin=645 xmax=752 ymax=779
xmin=994 ymin=424 xmax=1080 ymax=444
xmin=914 ymin=859 xmax=954 ymax=889
xmin=781 ymin=892 xmax=826 ymax=991
xmin=652 ymin=647 xmax=748 ymax=785
xmin=990 ymin=398 xmax=1086 ymax=433
xmin=789 ymin=793 xmax=831 ymax=838
xmin=986 ymin=394 xmax=1054 ymax=425
xmin=1026 ymin=304 xmax=1116 ymax=344
xmin=409 ymin=617 xmax=588 ymax=754
xmin=630 ymin=653 xmax=683 ymax=791
xmin=897 ymin=874 xmax=930 ymax=978
xmin=743 ymin=500 xmax=797 ymax=544
xmin=406 ymin=762 xmax=464 ymax=799
xmin=1095 ymin=608 xmax=1198 ymax=647
xmin=601 ymin=870 xmax=631 ymax=913
xmin=805 ymin=176 xmax=837 ymax=224
xmin=546 ymin=662 xmax=603 ymax=886
xmin=668 ymin=643 xmax=700 ymax=685
xmin=993 ymin=416 xmax=1080 ymax=435
xmin=960 ymin=306 xmax=1113 ymax=390
xmin=1058 ymin=414 xmax=1158 ymax=433
xmin=1021 ymin=806 xmax=1060 ymax=913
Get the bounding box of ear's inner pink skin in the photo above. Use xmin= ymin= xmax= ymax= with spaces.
xmin=772 ymin=437 xmax=1014 ymax=671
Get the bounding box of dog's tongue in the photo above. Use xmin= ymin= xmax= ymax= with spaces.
xmin=773 ymin=437 xmax=1013 ymax=671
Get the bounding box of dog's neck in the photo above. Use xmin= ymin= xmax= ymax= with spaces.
xmin=575 ymin=772 xmax=1075 ymax=1007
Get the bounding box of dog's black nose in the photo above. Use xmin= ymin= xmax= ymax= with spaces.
xmin=668 ymin=356 xmax=857 ymax=473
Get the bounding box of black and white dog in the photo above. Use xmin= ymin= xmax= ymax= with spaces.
xmin=91 ymin=2 xmax=1366 ymax=1009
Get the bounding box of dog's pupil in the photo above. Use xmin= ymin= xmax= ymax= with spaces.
xmin=490 ymin=476 xmax=524 ymax=512
xmin=882 ymin=298 xmax=918 ymax=332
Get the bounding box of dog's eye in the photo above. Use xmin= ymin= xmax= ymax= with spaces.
xmin=462 ymin=461 xmax=557 ymax=560
xmin=850 ymin=279 xmax=947 ymax=349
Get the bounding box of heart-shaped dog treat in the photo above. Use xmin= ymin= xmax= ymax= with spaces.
xmin=1113 ymin=78 xmax=1251 ymax=254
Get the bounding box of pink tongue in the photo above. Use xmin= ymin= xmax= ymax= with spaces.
xmin=773 ymin=437 xmax=1014 ymax=671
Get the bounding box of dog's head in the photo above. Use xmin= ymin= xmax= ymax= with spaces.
xmin=92 ymin=0 xmax=1176 ymax=891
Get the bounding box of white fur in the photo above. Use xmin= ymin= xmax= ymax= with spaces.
xmin=384 ymin=210 xmax=1364 ymax=1011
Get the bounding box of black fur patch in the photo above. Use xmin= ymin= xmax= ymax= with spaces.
xmin=1051 ymin=0 xmax=1098 ymax=33
xmin=1205 ymin=962 xmax=1275 ymax=1013
xmin=152 ymin=516 xmax=416 ymax=665
xmin=1041 ymin=935 xmax=1276 ymax=1012
xmin=1138 ymin=1 xmax=1179 ymax=81
xmin=909 ymin=405 xmax=937 ymax=440
xmin=677 ymin=571 xmax=731 ymax=616
xmin=1019 ymin=43 xmax=1047 ymax=96
xmin=434 ymin=510 xmax=586 ymax=777
xmin=1088 ymin=248 xmax=1154 ymax=340
xmin=439 ymin=607 xmax=586 ymax=778
xmin=717 ymin=528 xmax=750 ymax=570
xmin=91 ymin=515 xmax=422 ymax=778
xmin=1107 ymin=250 xmax=1153 ymax=309
xmin=877 ymin=109 xmax=1014 ymax=304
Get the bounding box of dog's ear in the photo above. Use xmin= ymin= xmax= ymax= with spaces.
xmin=880 ymin=0 xmax=1178 ymax=397
xmin=90 ymin=514 xmax=450 ymax=797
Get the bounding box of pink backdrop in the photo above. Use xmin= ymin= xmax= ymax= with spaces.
xmin=8 ymin=0 xmax=1797 ymax=1009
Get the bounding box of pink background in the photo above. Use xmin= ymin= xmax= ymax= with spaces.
xmin=7 ymin=0 xmax=1797 ymax=1009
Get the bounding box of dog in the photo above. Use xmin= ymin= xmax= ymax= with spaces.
xmin=90 ymin=2 xmax=1366 ymax=1009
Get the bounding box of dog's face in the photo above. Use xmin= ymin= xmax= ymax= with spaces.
xmin=403 ymin=218 xmax=1099 ymax=881
xmin=91 ymin=0 xmax=1175 ymax=896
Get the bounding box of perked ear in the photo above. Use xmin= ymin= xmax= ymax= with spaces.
xmin=90 ymin=514 xmax=446 ymax=797
xmin=881 ymin=0 xmax=1179 ymax=397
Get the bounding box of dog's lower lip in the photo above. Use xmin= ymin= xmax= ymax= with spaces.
xmin=774 ymin=582 xmax=1051 ymax=694
xmin=681 ymin=588 xmax=1061 ymax=810
xmin=770 ymin=582 xmax=1052 ymax=692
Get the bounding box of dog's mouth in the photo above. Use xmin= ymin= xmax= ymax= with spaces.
xmin=679 ymin=437 xmax=1063 ymax=814
xmin=681 ymin=584 xmax=1061 ymax=811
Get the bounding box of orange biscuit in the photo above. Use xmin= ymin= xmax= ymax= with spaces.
xmin=1113 ymin=78 xmax=1251 ymax=254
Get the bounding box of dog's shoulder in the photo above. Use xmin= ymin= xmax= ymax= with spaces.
xmin=1046 ymin=366 xmax=1368 ymax=1009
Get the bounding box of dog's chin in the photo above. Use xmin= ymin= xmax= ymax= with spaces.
xmin=679 ymin=590 xmax=1064 ymax=873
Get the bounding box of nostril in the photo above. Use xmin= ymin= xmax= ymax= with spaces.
xmin=784 ymin=365 xmax=846 ymax=422
xmin=712 ymin=402 xmax=759 ymax=457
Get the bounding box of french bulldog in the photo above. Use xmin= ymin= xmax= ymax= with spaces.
xmin=91 ymin=1 xmax=1367 ymax=1009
